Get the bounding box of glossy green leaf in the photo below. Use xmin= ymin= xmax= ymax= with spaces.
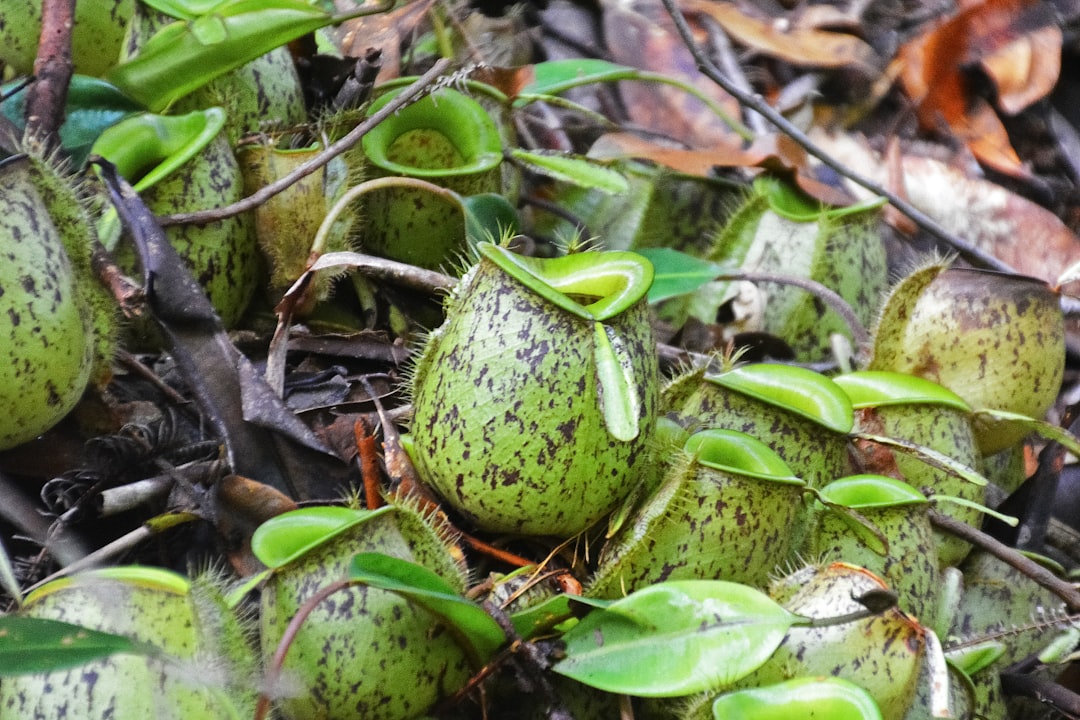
xmin=523 ymin=59 xmax=636 ymax=97
xmin=833 ymin=371 xmax=971 ymax=411
xmin=509 ymin=149 xmax=629 ymax=194
xmin=684 ymin=429 xmax=801 ymax=483
xmin=554 ymin=580 xmax=799 ymax=696
xmin=635 ymin=247 xmax=729 ymax=303
xmin=756 ymin=175 xmax=822 ymax=222
xmin=707 ymin=364 xmax=854 ymax=433
xmin=462 ymin=193 xmax=519 ymax=243
xmin=251 ymin=506 xmax=390 ymax=569
xmin=105 ymin=0 xmax=389 ymax=111
xmin=594 ymin=322 xmax=642 ymax=441
xmin=507 ymin=593 xmax=607 ymax=640
xmin=479 ymin=242 xmax=653 ymax=321
xmin=710 ymin=677 xmax=883 ymax=720
xmin=348 ymin=553 xmax=506 ymax=664
xmin=0 ymin=76 xmax=141 ymax=167
xmin=974 ymin=409 xmax=1080 ymax=458
xmin=819 ymin=475 xmax=928 ymax=509
xmin=0 ymin=616 xmax=142 ymax=676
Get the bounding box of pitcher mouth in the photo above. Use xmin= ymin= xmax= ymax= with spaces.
xmin=362 ymin=88 xmax=503 ymax=177
xmin=477 ymin=242 xmax=653 ymax=322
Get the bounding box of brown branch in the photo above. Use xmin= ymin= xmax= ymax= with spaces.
xmin=23 ymin=0 xmax=75 ymax=150
xmin=929 ymin=509 xmax=1080 ymax=613
xmin=658 ymin=0 xmax=1015 ymax=275
xmin=158 ymin=57 xmax=453 ymax=227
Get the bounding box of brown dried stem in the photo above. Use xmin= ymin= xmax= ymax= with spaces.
xmin=23 ymin=0 xmax=75 ymax=150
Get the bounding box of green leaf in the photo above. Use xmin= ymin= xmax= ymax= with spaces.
xmin=635 ymin=248 xmax=728 ymax=304
xmin=685 ymin=429 xmax=801 ymax=483
xmin=946 ymin=640 xmax=1006 ymax=676
xmin=973 ymin=409 xmax=1080 ymax=458
xmin=523 ymin=59 xmax=636 ymax=97
xmin=142 ymin=0 xmax=228 ymax=19
xmin=251 ymin=506 xmax=390 ymax=569
xmin=348 ymin=553 xmax=506 ymax=664
xmin=708 ymin=364 xmax=854 ymax=434
xmin=510 ymin=149 xmax=629 ymax=194
xmin=1 ymin=76 xmax=142 ymax=167
xmin=834 ymin=371 xmax=971 ymax=411
xmin=710 ymin=677 xmax=883 ymax=720
xmin=507 ymin=594 xmax=602 ymax=640
xmin=554 ymin=580 xmax=799 ymax=697
xmin=105 ymin=0 xmax=389 ymax=111
xmin=0 ymin=616 xmax=141 ymax=676
xmin=818 ymin=475 xmax=928 ymax=509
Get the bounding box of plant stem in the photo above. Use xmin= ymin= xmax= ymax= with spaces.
xmin=24 ymin=0 xmax=74 ymax=151
xmin=254 ymin=578 xmax=353 ymax=720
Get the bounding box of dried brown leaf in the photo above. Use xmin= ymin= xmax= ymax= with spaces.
xmin=811 ymin=130 xmax=1080 ymax=283
xmin=686 ymin=0 xmax=876 ymax=69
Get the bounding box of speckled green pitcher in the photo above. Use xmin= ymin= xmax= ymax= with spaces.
xmin=588 ymin=428 xmax=805 ymax=597
xmin=360 ymin=87 xmax=504 ymax=269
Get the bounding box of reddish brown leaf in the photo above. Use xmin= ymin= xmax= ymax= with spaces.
xmin=472 ymin=64 xmax=534 ymax=99
xmin=897 ymin=0 xmax=1058 ymax=178
xmin=589 ymin=132 xmax=758 ymax=175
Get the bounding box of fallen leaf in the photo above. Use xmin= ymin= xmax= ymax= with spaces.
xmin=685 ymin=0 xmax=876 ymax=69
xmin=600 ymin=0 xmax=744 ymax=148
xmin=810 ymin=130 xmax=1080 ymax=283
xmin=896 ymin=0 xmax=1059 ymax=178
xmin=982 ymin=24 xmax=1061 ymax=114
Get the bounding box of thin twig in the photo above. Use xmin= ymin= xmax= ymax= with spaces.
xmin=929 ymin=509 xmax=1080 ymax=613
xmin=714 ymin=270 xmax=870 ymax=349
xmin=158 ymin=58 xmax=453 ymax=227
xmin=658 ymin=0 xmax=1015 ymax=274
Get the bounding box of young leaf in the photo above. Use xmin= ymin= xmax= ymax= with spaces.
xmin=634 ymin=248 xmax=728 ymax=303
xmin=348 ymin=553 xmax=506 ymax=663
xmin=0 ymin=616 xmax=141 ymax=676
xmin=509 ymin=149 xmax=629 ymax=194
xmin=554 ymin=580 xmax=799 ymax=696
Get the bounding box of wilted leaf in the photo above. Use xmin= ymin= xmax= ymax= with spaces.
xmin=810 ymin=130 xmax=1080 ymax=283
xmin=600 ymin=0 xmax=743 ymax=148
xmin=554 ymin=580 xmax=799 ymax=696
